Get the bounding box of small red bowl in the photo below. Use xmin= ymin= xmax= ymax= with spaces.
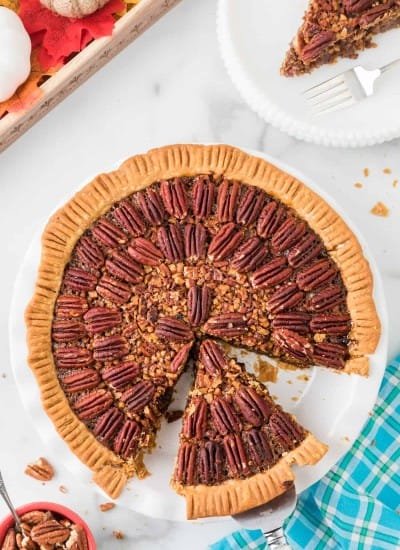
xmin=0 ymin=501 xmax=96 ymax=549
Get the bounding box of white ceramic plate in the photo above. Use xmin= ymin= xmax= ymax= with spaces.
xmin=217 ymin=0 xmax=400 ymax=147
xmin=9 ymin=148 xmax=388 ymax=521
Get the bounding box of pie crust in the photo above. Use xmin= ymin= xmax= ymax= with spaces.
xmin=25 ymin=144 xmax=380 ymax=502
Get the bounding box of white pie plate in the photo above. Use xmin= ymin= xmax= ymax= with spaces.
xmin=9 ymin=147 xmax=388 ymax=522
xmin=217 ymin=0 xmax=400 ymax=147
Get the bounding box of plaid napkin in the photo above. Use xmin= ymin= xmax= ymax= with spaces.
xmin=210 ymin=357 xmax=400 ymax=550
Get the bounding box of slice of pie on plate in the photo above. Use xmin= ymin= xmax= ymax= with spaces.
xmin=172 ymin=340 xmax=327 ymax=519
xmin=25 ymin=144 xmax=380 ymax=505
xmin=281 ymin=0 xmax=400 ymax=76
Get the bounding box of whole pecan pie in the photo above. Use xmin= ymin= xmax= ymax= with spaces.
xmin=26 ymin=144 xmax=380 ymax=516
xmin=281 ymin=0 xmax=400 ymax=76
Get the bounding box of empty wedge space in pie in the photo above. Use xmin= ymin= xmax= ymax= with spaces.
xmin=25 ymin=144 xmax=380 ymax=518
xmin=281 ymin=1 xmax=400 ymax=76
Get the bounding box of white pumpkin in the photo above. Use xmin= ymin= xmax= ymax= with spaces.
xmin=0 ymin=7 xmax=31 ymax=103
xmin=40 ymin=0 xmax=110 ymax=18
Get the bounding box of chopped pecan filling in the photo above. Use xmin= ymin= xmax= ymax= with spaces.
xmin=51 ymin=174 xmax=352 ymax=470
xmin=281 ymin=0 xmax=400 ymax=76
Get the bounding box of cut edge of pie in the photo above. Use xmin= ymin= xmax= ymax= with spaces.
xmin=25 ymin=144 xmax=380 ymax=500
xmin=281 ymin=1 xmax=400 ymax=77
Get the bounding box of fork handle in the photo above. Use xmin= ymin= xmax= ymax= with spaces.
xmin=381 ymin=59 xmax=400 ymax=74
xmin=0 ymin=470 xmax=22 ymax=533
xmin=263 ymin=527 xmax=292 ymax=549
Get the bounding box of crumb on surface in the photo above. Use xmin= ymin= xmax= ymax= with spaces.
xmin=370 ymin=202 xmax=389 ymax=217
xmin=254 ymin=359 xmax=278 ymax=383
xmin=371 ymin=440 xmax=376 ymax=447
xmin=363 ymin=168 xmax=369 ymax=177
xmin=383 ymin=168 xmax=392 ymax=174
xmin=286 ymin=380 xmax=293 ymax=385
xmin=99 ymin=502 xmax=115 ymax=512
xmin=354 ymin=182 xmax=363 ymax=189
xmin=342 ymin=436 xmax=350 ymax=442
xmin=113 ymin=530 xmax=124 ymax=540
xmin=393 ymin=180 xmax=398 ymax=188
xmin=297 ymin=374 xmax=310 ymax=382
xmin=291 ymin=396 xmax=299 ymax=402
xmin=59 ymin=485 xmax=68 ymax=493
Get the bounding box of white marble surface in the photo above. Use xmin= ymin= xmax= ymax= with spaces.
xmin=0 ymin=0 xmax=399 ymax=548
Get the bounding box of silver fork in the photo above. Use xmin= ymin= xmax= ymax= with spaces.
xmin=304 ymin=58 xmax=400 ymax=115
xmin=0 ymin=469 xmax=22 ymax=534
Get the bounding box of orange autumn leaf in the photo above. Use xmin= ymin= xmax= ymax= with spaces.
xmin=0 ymin=0 xmax=20 ymax=12
xmin=0 ymin=50 xmax=58 ymax=118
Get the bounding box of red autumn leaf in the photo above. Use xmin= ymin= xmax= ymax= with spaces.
xmin=19 ymin=0 xmax=124 ymax=70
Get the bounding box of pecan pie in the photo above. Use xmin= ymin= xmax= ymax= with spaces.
xmin=172 ymin=339 xmax=327 ymax=519
xmin=281 ymin=0 xmax=400 ymax=76
xmin=26 ymin=144 xmax=380 ymax=514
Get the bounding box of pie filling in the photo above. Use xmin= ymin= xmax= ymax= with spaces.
xmin=281 ymin=1 xmax=400 ymax=77
xmin=50 ymin=174 xmax=354 ymax=479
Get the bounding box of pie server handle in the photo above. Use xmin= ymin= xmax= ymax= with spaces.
xmin=263 ymin=527 xmax=292 ymax=549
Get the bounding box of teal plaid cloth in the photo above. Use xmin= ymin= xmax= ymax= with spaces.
xmin=210 ymin=357 xmax=400 ymax=550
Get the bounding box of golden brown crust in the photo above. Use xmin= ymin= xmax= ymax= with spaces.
xmin=172 ymin=433 xmax=327 ymax=519
xmin=25 ymin=144 xmax=380 ymax=499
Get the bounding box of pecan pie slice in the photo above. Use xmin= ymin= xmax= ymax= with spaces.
xmin=172 ymin=340 xmax=327 ymax=519
xmin=26 ymin=144 xmax=380 ymax=503
xmin=281 ymin=0 xmax=400 ymax=76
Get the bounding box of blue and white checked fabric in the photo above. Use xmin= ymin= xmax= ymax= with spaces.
xmin=210 ymin=357 xmax=400 ymax=550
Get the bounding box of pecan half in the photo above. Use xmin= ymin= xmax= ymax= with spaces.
xmin=160 ymin=178 xmax=188 ymax=218
xmin=223 ymin=434 xmax=249 ymax=476
xmin=257 ymin=201 xmax=286 ymax=238
xmin=93 ymin=335 xmax=129 ymax=361
xmin=300 ymin=31 xmax=336 ymax=62
xmin=55 ymin=295 xmax=88 ymax=319
xmin=92 ymin=219 xmax=127 ymax=248
xmin=120 ymin=380 xmax=156 ymax=413
xmin=68 ymin=524 xmax=89 ymax=550
xmin=106 ymin=250 xmax=143 ymax=284
xmin=266 ymin=282 xmax=303 ymax=313
xmin=192 ymin=176 xmax=215 ymax=219
xmin=183 ymin=398 xmax=208 ymax=439
xmin=113 ymin=420 xmax=141 ymax=458
xmin=310 ymin=314 xmax=351 ymax=335
xmin=271 ymin=312 xmax=310 ymax=334
xmin=296 ymin=259 xmax=337 ymax=291
xmin=360 ymin=3 xmax=394 ymax=25
xmin=287 ymin=233 xmax=323 ymax=269
xmin=199 ymin=441 xmax=224 ymax=485
xmin=73 ymin=390 xmax=113 ymax=420
xmin=313 ymin=342 xmax=347 ymax=369
xmin=231 ymin=237 xmax=268 ymax=273
xmin=251 ymin=257 xmax=293 ymax=288
xmin=157 ymin=224 xmax=184 ymax=262
xmin=273 ymin=328 xmax=313 ymax=361
xmin=96 ymin=274 xmax=131 ymax=305
xmin=24 ymin=457 xmax=54 ymax=481
xmin=76 ymin=236 xmax=104 ymax=268
xmin=102 ymin=361 xmax=140 ymax=390
xmin=271 ymin=218 xmax=307 ymax=252
xmin=175 ymin=442 xmax=196 ymax=485
xmin=136 ymin=188 xmax=165 ymax=225
xmin=155 ymin=317 xmax=193 ymax=343
xmin=208 ymin=222 xmax=243 ymax=261
xmin=83 ymin=307 xmax=121 ymax=334
xmin=128 ymin=237 xmax=163 ymax=266
xmin=344 ymin=0 xmax=375 ymax=14
xmin=306 ymin=285 xmax=345 ymax=313
xmin=233 ymin=386 xmax=271 ymax=426
xmin=63 ymin=268 xmax=97 ymax=292
xmin=184 ymin=223 xmax=207 ymax=259
xmin=54 ymin=346 xmax=93 ymax=369
xmin=205 ymin=313 xmax=248 ymax=338
xmin=247 ymin=429 xmax=274 ymax=467
xmin=1 ymin=528 xmax=16 ymax=550
xmin=113 ymin=200 xmax=146 ymax=237
xmin=94 ymin=407 xmax=124 ymax=442
xmin=52 ymin=320 xmax=85 ymax=343
xmin=187 ymin=285 xmax=211 ymax=326
xmin=217 ymin=179 xmax=240 ymax=222
xmin=268 ymin=412 xmax=304 ymax=449
xmin=20 ymin=511 xmax=50 ymax=526
xmin=169 ymin=342 xmax=192 ymax=374
xmin=199 ymin=339 xmax=227 ymax=374
xmin=30 ymin=520 xmax=70 ymax=545
xmin=236 ymin=187 xmax=264 ymax=225
xmin=210 ymin=397 xmax=240 ymax=435
xmin=62 ymin=368 xmax=100 ymax=393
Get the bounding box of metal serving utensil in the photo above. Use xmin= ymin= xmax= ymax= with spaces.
xmin=232 ymin=482 xmax=296 ymax=550
xmin=0 ymin=469 xmax=22 ymax=534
